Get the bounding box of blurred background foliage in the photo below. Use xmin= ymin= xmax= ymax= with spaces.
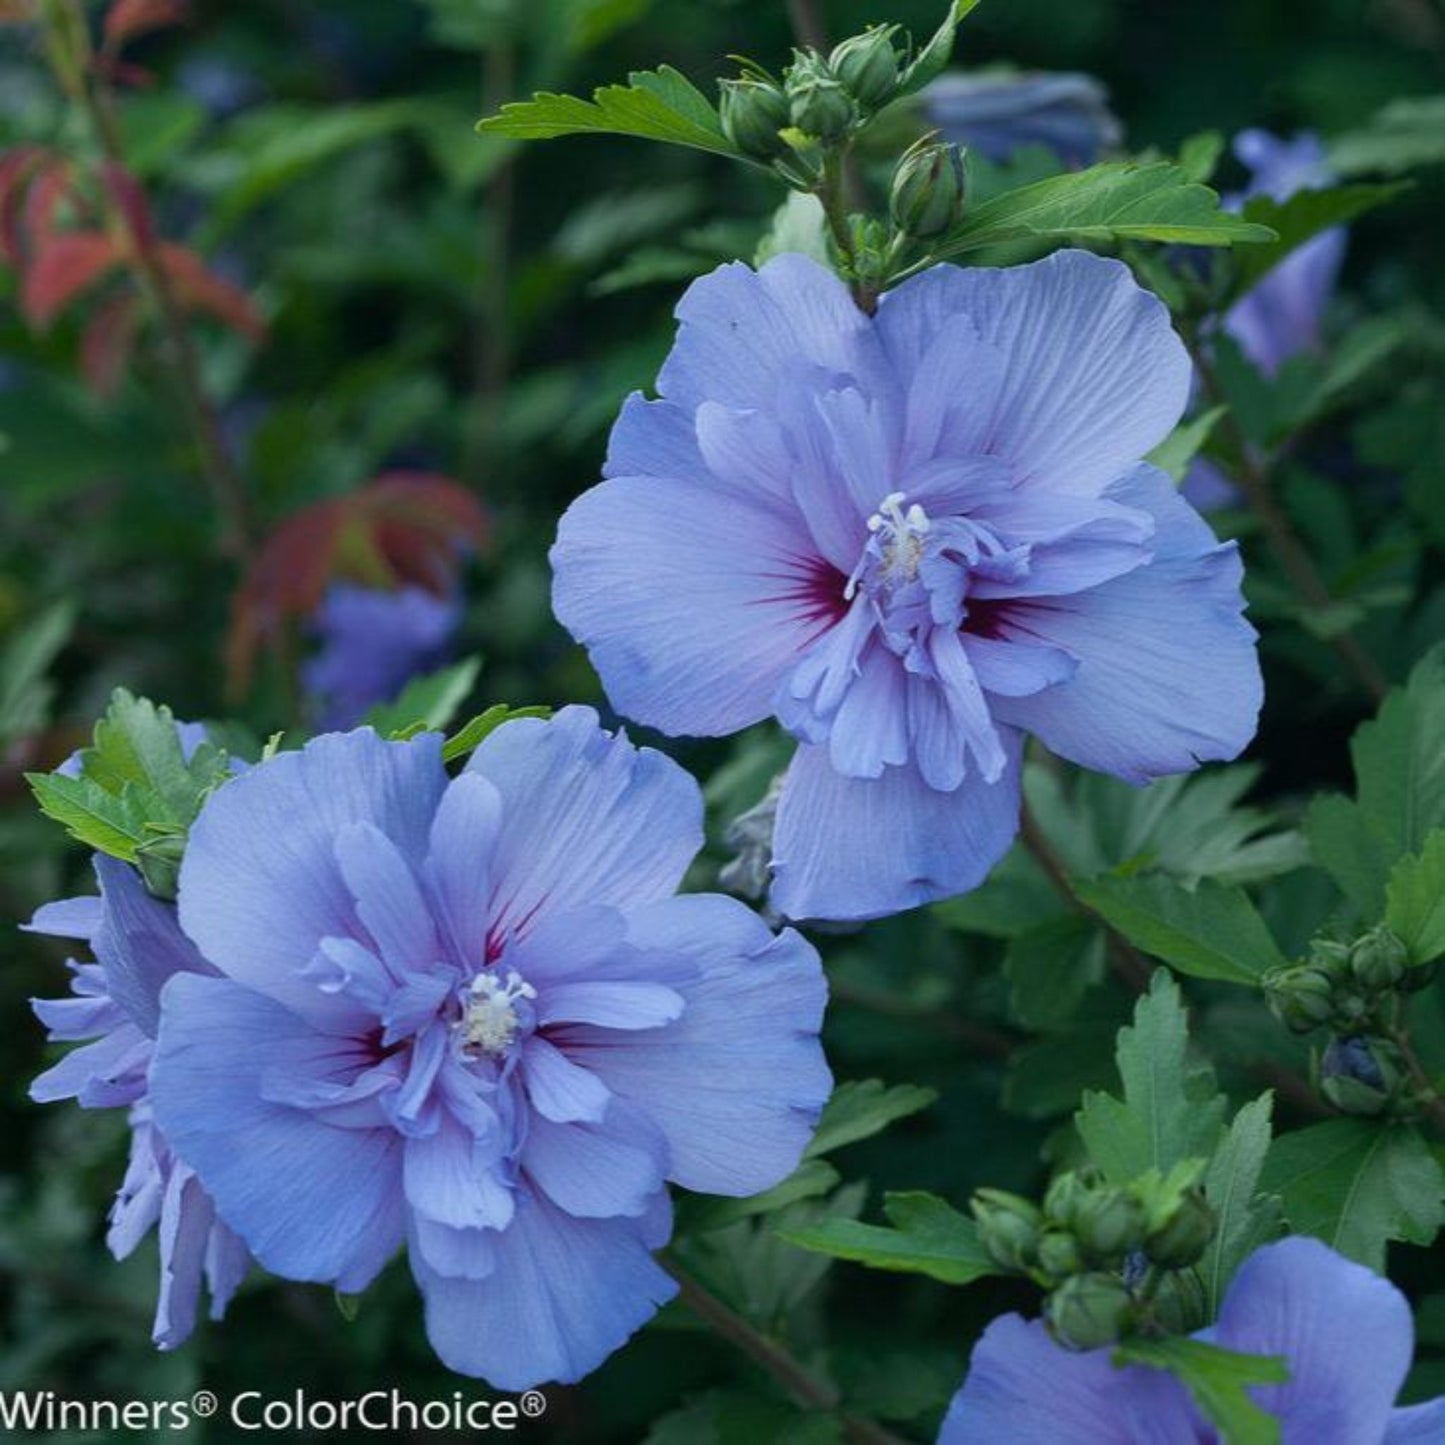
xmin=1 ymin=0 xmax=1442 ymax=1439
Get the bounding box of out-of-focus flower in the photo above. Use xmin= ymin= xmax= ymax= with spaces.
xmin=1182 ymin=129 xmax=1348 ymax=512
xmin=226 ymin=472 xmax=488 ymax=697
xmin=302 ymin=582 xmax=461 ymax=730
xmin=148 ymin=709 xmax=830 ymax=1388
xmin=921 ymin=70 xmax=1122 ymax=167
xmin=1223 ymin=129 xmax=1346 ymax=377
xmin=938 ymin=1236 xmax=1445 ymax=1443
xmin=27 ymin=855 xmax=251 ymax=1348
xmin=551 ymin=252 xmax=1261 ymax=921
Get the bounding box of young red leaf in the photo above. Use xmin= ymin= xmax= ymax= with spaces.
xmin=103 ymin=0 xmax=186 ymax=47
xmin=21 ymin=231 xmax=122 ymax=327
xmin=156 ymin=242 xmax=265 ymax=340
xmin=80 ymin=290 xmax=143 ymax=396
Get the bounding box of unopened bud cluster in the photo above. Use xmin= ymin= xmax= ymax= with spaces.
xmin=1264 ymin=926 xmax=1432 ymax=1118
xmin=720 ymin=26 xmax=904 ymax=163
xmin=971 ymin=1168 xmax=1217 ymax=1351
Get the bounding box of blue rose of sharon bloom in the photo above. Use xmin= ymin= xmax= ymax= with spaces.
xmin=1224 ymin=129 xmax=1346 ymax=379
xmin=303 ymin=582 xmax=461 ymax=731
xmin=939 ymin=1237 xmax=1445 ymax=1443
xmin=921 ymin=70 xmax=1122 ymax=168
xmin=27 ymin=856 xmax=252 ymax=1350
xmin=551 ymin=251 xmax=1262 ymax=922
xmin=147 ymin=708 xmax=830 ymax=1389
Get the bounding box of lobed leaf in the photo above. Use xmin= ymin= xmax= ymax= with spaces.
xmin=1076 ymin=972 xmax=1227 ymax=1183
xmin=804 ymin=1079 xmax=938 ymax=1160
xmin=476 ymin=67 xmax=743 ymax=163
xmin=1074 ymin=874 xmax=1289 ymax=986
xmin=1384 ymin=829 xmax=1445 ymax=966
xmin=777 ymin=1191 xmax=999 ymax=1286
xmin=1116 ymin=1336 xmax=1287 ymax=1445
xmin=925 ymin=161 xmax=1276 ymax=261
xmin=1260 ymin=1120 xmax=1444 ymax=1271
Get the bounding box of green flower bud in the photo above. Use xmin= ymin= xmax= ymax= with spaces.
xmin=828 ymin=26 xmax=899 ymax=111
xmin=719 ymin=77 xmax=792 ymax=161
xmin=971 ymin=1188 xmax=1042 ymax=1273
xmin=1043 ymin=1171 xmax=1090 ymax=1231
xmin=1320 ymin=1035 xmax=1404 ymax=1117
xmin=1143 ymin=1189 xmax=1217 ymax=1269
xmin=1349 ymin=925 xmax=1409 ymax=993
xmin=787 ymin=64 xmax=855 ymax=142
xmin=1073 ymin=1186 xmax=1145 ymax=1264
xmin=1036 ymin=1229 xmax=1084 ymax=1280
xmin=889 ymin=141 xmax=967 ymax=240
xmin=1046 ymin=1272 xmax=1135 ymax=1351
xmin=1308 ymin=937 xmax=1352 ymax=976
xmin=1264 ymin=964 xmax=1336 ymax=1034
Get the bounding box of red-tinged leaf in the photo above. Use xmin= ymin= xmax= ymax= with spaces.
xmin=102 ymin=163 xmax=156 ymax=253
xmin=103 ymin=0 xmax=186 ymax=47
xmin=156 ymin=242 xmax=265 ymax=340
xmin=22 ymin=231 xmax=123 ymax=327
xmin=0 ymin=0 xmax=37 ymax=24
xmin=80 ymin=290 xmax=142 ymax=396
xmin=0 ymin=147 xmax=44 ymax=264
xmin=226 ymin=475 xmax=489 ymax=695
xmin=25 ymin=159 xmax=77 ymax=239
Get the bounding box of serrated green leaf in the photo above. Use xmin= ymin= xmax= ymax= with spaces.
xmin=1077 ymin=973 xmax=1227 ymax=1183
xmin=777 ymin=1190 xmax=999 ymax=1286
xmin=26 ymin=772 xmax=148 ymax=861
xmin=804 ymin=1079 xmax=937 ymax=1160
xmin=366 ymin=656 xmax=482 ymax=737
xmin=1260 ymin=1119 xmax=1445 ymax=1270
xmin=440 ymin=703 xmax=551 ymax=764
xmin=925 ymin=161 xmax=1275 ymax=261
xmin=1074 ymin=875 xmax=1288 ymax=986
xmin=895 ymin=2 xmax=981 ymax=100
xmin=1385 ymin=830 xmax=1445 ymax=965
xmin=476 ymin=66 xmax=743 ymax=163
xmin=87 ymin=691 xmax=207 ymax=823
xmin=1306 ymin=648 xmax=1445 ymax=916
xmin=1232 ymin=183 xmax=1409 ymax=294
xmin=1201 ymin=1093 xmax=1282 ymax=1315
xmin=1116 ymin=1336 xmax=1287 ymax=1445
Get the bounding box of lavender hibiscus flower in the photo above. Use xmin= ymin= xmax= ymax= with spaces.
xmin=1224 ymin=129 xmax=1346 ymax=378
xmin=26 ymin=856 xmax=251 ymax=1348
xmin=303 ymin=582 xmax=461 ymax=730
xmin=939 ymin=1237 xmax=1445 ymax=1443
xmin=146 ymin=708 xmax=829 ymax=1389
xmin=921 ymin=70 xmax=1122 ymax=167
xmin=551 ymin=251 xmax=1262 ymax=921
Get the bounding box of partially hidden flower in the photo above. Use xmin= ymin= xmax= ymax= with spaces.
xmin=551 ymin=251 xmax=1262 ymax=922
xmin=921 ymin=70 xmax=1122 ymax=168
xmin=26 ymin=855 xmax=251 ymax=1349
xmin=302 ymin=581 xmax=461 ymax=730
xmin=1224 ymin=129 xmax=1346 ymax=378
xmin=1183 ymin=129 xmax=1347 ymax=512
xmin=147 ymin=708 xmax=830 ymax=1389
xmin=938 ymin=1236 xmax=1445 ymax=1443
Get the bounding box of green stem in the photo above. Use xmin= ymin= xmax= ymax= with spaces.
xmin=1019 ymin=803 xmax=1153 ymax=994
xmin=664 ymin=1259 xmax=912 ymax=1445
xmin=51 ymin=0 xmax=255 ymax=566
xmin=1386 ymin=1025 xmax=1445 ymax=1136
